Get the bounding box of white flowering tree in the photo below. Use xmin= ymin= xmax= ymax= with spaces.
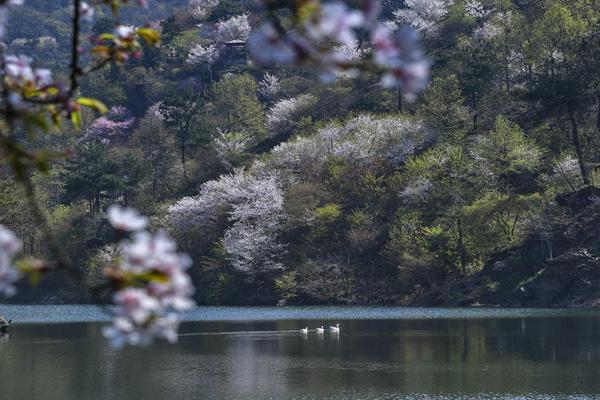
xmin=0 ymin=0 xmax=430 ymax=347
xmin=267 ymin=94 xmax=316 ymax=134
xmin=267 ymin=114 xmax=430 ymax=177
xmin=168 ymin=170 xmax=286 ymax=277
xmin=392 ymin=0 xmax=454 ymax=38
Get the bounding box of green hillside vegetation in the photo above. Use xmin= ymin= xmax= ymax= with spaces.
xmin=3 ymin=0 xmax=600 ymax=306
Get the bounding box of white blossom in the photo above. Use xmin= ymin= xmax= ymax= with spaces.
xmin=168 ymin=170 xmax=286 ymax=275
xmin=188 ymin=0 xmax=219 ymax=21
xmin=304 ymin=2 xmax=364 ymax=46
xmin=258 ymin=73 xmax=281 ymax=100
xmin=247 ymin=24 xmax=303 ymax=66
xmin=465 ymin=0 xmax=491 ymax=19
xmin=114 ymin=25 xmax=136 ymax=41
xmin=187 ymin=43 xmax=221 ymax=66
xmin=267 ymin=94 xmax=315 ymax=133
xmin=392 ymin=0 xmax=453 ymax=37
xmin=103 ymin=209 xmax=196 ymax=348
xmin=400 ymin=178 xmax=433 ymax=202
xmin=268 ymin=114 xmax=430 ymax=176
xmin=107 ymin=205 xmax=148 ymax=232
xmin=370 ymin=25 xmax=430 ymax=95
xmin=216 ymin=14 xmax=251 ymax=42
xmin=0 ymin=0 xmax=24 ymax=39
xmin=80 ymin=1 xmax=95 ymax=23
xmin=213 ymin=128 xmax=251 ymax=164
xmin=0 ymin=225 xmax=22 ymax=298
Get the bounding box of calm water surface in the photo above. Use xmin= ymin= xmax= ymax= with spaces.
xmin=0 ymin=306 xmax=599 ymax=400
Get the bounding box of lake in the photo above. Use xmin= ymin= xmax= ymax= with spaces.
xmin=0 ymin=306 xmax=599 ymax=400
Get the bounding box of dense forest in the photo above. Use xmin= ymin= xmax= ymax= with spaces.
xmin=2 ymin=0 xmax=600 ymax=307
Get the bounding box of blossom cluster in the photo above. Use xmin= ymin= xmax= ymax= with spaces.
xmin=267 ymin=114 xmax=430 ymax=177
xmin=103 ymin=206 xmax=195 ymax=348
xmin=187 ymin=0 xmax=219 ymax=21
xmin=0 ymin=0 xmax=158 ymax=134
xmin=258 ymin=72 xmax=281 ymax=100
xmin=247 ymin=0 xmax=430 ymax=95
xmin=85 ymin=106 xmax=135 ymax=143
xmin=267 ymin=94 xmax=315 ymax=133
xmin=4 ymin=55 xmax=54 ymax=108
xmin=465 ymin=0 xmax=491 ymax=19
xmin=186 ymin=13 xmax=251 ymax=68
xmin=0 ymin=225 xmax=22 ymax=298
xmin=187 ymin=43 xmax=220 ymax=66
xmin=168 ymin=170 xmax=286 ymax=275
xmin=0 ymin=0 xmax=23 ymax=39
xmin=392 ymin=0 xmax=453 ymax=37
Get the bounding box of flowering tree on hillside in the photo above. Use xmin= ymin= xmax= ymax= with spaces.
xmin=168 ymin=170 xmax=286 ymax=277
xmin=392 ymin=0 xmax=453 ymax=37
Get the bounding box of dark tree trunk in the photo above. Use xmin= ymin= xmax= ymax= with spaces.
xmin=596 ymin=92 xmax=600 ymax=138
xmin=397 ymin=89 xmax=402 ymax=113
xmin=568 ymin=108 xmax=591 ymax=186
xmin=457 ymin=217 xmax=467 ymax=275
xmin=181 ymin=138 xmax=188 ymax=183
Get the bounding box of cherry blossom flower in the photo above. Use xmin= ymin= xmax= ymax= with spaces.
xmin=4 ymin=55 xmax=56 ymax=103
xmin=247 ymin=24 xmax=302 ymax=66
xmin=114 ymin=25 xmax=136 ymax=41
xmin=0 ymin=225 xmax=22 ymax=298
xmin=5 ymin=55 xmax=35 ymax=84
xmin=80 ymin=2 xmax=95 ymax=23
xmin=113 ymin=288 xmax=161 ymax=325
xmin=371 ymin=25 xmax=430 ymax=94
xmin=304 ymin=2 xmax=364 ymax=46
xmin=103 ymin=208 xmax=195 ymax=347
xmin=107 ymin=205 xmax=148 ymax=232
xmin=247 ymin=1 xmax=429 ymax=96
xmin=0 ymin=0 xmax=23 ymax=39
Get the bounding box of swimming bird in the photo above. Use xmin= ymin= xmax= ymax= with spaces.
xmin=329 ymin=323 xmax=340 ymax=333
xmin=301 ymin=327 xmax=309 ymax=334
xmin=316 ymin=326 xmax=325 ymax=333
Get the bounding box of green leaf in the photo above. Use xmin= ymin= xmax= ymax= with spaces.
xmin=70 ymin=110 xmax=82 ymax=129
xmin=137 ymin=28 xmax=161 ymax=45
xmin=77 ymin=97 xmax=109 ymax=114
xmin=98 ymin=33 xmax=115 ymax=41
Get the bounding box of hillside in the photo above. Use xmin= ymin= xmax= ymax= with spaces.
xmin=2 ymin=0 xmax=600 ymax=307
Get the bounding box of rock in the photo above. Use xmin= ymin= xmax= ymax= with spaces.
xmin=0 ymin=316 xmax=12 ymax=332
xmin=555 ymin=186 xmax=600 ymax=212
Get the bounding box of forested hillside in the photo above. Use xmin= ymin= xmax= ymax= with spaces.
xmin=3 ymin=0 xmax=600 ymax=306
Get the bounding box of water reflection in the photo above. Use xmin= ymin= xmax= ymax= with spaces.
xmin=0 ymin=315 xmax=599 ymax=399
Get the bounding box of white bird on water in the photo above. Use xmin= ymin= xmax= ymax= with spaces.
xmin=329 ymin=323 xmax=340 ymax=333
xmin=300 ymin=327 xmax=309 ymax=334
xmin=316 ymin=326 xmax=325 ymax=333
